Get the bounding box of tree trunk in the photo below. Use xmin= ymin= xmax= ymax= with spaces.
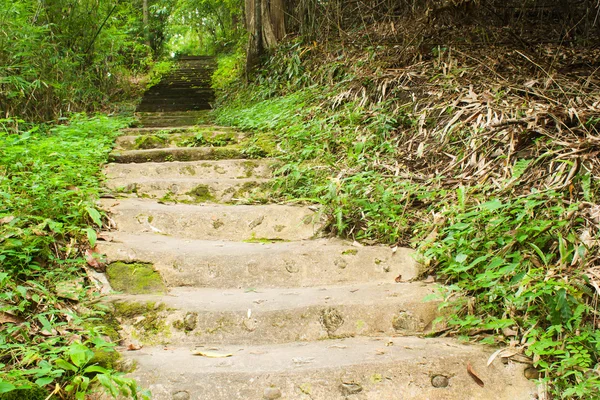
xmin=262 ymin=0 xmax=286 ymax=48
xmin=143 ymin=0 xmax=151 ymax=47
xmin=245 ymin=0 xmax=264 ymax=75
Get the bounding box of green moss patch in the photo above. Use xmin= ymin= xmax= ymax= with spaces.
xmin=113 ymin=301 xmax=171 ymax=344
xmin=186 ymin=184 xmax=215 ymax=202
xmin=133 ymin=135 xmax=168 ymax=149
xmin=106 ymin=262 xmax=166 ymax=294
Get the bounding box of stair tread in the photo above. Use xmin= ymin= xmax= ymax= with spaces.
xmin=97 ymin=233 xmax=420 ymax=287
xmin=123 ymin=336 xmax=535 ymax=400
xmin=108 ymin=282 xmax=436 ymax=312
xmin=99 ymin=199 xmax=322 ymax=241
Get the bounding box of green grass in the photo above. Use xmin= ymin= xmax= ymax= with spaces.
xmin=0 ymin=115 xmax=148 ymax=399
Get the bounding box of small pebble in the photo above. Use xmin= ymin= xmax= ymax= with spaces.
xmin=339 ymin=382 xmax=363 ymax=395
xmin=263 ymin=386 xmax=282 ymax=399
xmin=172 ymin=391 xmax=190 ymax=400
xmin=524 ymin=367 xmax=540 ymax=380
xmin=431 ymin=375 xmax=449 ymax=388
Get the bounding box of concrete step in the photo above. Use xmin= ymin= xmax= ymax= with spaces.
xmin=108 ymin=146 xmax=245 ymax=163
xmin=136 ymin=112 xmax=211 ymax=127
xmin=99 ymin=199 xmax=323 ymax=241
xmin=106 ymin=177 xmax=270 ymax=203
xmin=114 ymin=131 xmax=244 ymax=150
xmin=97 ymin=234 xmax=419 ymax=288
xmin=137 ymin=104 xmax=212 ymax=113
xmin=120 ymin=126 xmax=230 ymax=135
xmin=121 ymin=337 xmax=536 ymax=400
xmin=109 ymin=283 xmax=440 ymax=345
xmin=104 ymin=159 xmax=273 ymax=181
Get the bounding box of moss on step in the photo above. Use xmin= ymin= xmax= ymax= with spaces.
xmin=90 ymin=349 xmax=121 ymax=369
xmin=133 ymin=134 xmax=167 ymax=149
xmin=240 ymin=131 xmax=278 ymax=158
xmin=186 ymin=184 xmax=215 ymax=202
xmin=242 ymin=160 xmax=260 ymax=178
xmin=113 ymin=301 xmax=171 ymax=344
xmin=111 ymin=146 xmax=245 ymax=163
xmin=106 ymin=262 xmax=166 ymax=294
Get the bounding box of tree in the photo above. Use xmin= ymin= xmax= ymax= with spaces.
xmin=245 ymin=0 xmax=286 ymax=72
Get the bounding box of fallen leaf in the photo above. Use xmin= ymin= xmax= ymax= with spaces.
xmin=192 ymin=350 xmax=233 ymax=358
xmin=0 ymin=312 xmax=25 ymax=325
xmin=0 ymin=216 xmax=15 ymax=225
xmin=292 ymin=357 xmax=315 ymax=364
xmin=97 ymin=233 xmax=113 ymax=242
xmin=85 ymin=248 xmax=105 ymax=271
xmin=467 ymin=362 xmax=485 ymax=387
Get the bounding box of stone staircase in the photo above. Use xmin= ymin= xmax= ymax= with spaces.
xmin=137 ymin=56 xmax=215 ymax=113
xmin=97 ymin=58 xmax=537 ymax=399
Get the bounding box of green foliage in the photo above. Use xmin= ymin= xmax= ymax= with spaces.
xmin=146 ymin=60 xmax=175 ymax=89
xmin=0 ymin=0 xmax=154 ymax=121
xmin=212 ymin=50 xmax=246 ymax=92
xmin=214 ymin=41 xmax=600 ymax=397
xmin=165 ymin=0 xmax=244 ymax=56
xmin=0 ymin=115 xmax=148 ymax=399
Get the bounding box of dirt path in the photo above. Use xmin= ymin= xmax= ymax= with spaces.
xmin=97 ymin=58 xmax=536 ymax=399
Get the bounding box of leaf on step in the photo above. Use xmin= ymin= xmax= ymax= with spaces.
xmin=85 ymin=248 xmax=105 ymax=271
xmin=467 ymin=362 xmax=485 ymax=387
xmin=192 ymin=350 xmax=233 ymax=358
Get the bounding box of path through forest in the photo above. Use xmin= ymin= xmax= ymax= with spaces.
xmin=97 ymin=57 xmax=537 ymax=399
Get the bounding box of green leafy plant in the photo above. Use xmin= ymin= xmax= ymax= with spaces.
xmin=0 ymin=115 xmax=148 ymax=399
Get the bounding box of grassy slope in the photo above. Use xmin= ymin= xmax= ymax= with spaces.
xmin=0 ymin=115 xmax=148 ymax=399
xmin=213 ymin=42 xmax=600 ymax=397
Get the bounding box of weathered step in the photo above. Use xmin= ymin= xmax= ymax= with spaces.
xmin=122 ymin=337 xmax=536 ymax=400
xmin=136 ymin=105 xmax=212 ymax=113
xmin=105 ymin=160 xmax=273 ymax=181
xmin=108 ymin=146 xmax=244 ymax=163
xmin=120 ymin=126 xmax=232 ymax=135
xmin=97 ymin=233 xmax=419 ymax=287
xmin=106 ymin=177 xmax=270 ymax=203
xmin=114 ymin=130 xmax=244 ymax=150
xmin=109 ymin=283 xmax=440 ymax=345
xmin=136 ymin=111 xmax=211 ymax=127
xmin=100 ymin=199 xmax=322 ymax=241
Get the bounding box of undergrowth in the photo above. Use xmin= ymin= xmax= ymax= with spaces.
xmin=0 ymin=115 xmax=148 ymax=399
xmin=214 ymin=41 xmax=600 ymax=397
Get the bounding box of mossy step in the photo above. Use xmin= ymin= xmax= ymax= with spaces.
xmin=108 ymin=146 xmax=245 ymax=163
xmin=107 ymin=177 xmax=271 ymax=204
xmin=108 ymin=283 xmax=440 ymax=346
xmin=99 ymin=199 xmax=323 ymax=241
xmin=104 ymin=159 xmax=273 ymax=181
xmin=120 ymin=125 xmax=233 ymax=135
xmin=114 ymin=130 xmax=245 ymax=150
xmin=97 ymin=233 xmax=419 ymax=288
xmin=121 ymin=337 xmax=535 ymax=400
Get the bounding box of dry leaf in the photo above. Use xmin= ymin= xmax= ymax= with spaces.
xmin=467 ymin=362 xmax=485 ymax=387
xmin=85 ymin=248 xmax=105 ymax=271
xmin=192 ymin=350 xmax=233 ymax=358
xmin=0 ymin=312 xmax=25 ymax=325
xmin=0 ymin=216 xmax=15 ymax=225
